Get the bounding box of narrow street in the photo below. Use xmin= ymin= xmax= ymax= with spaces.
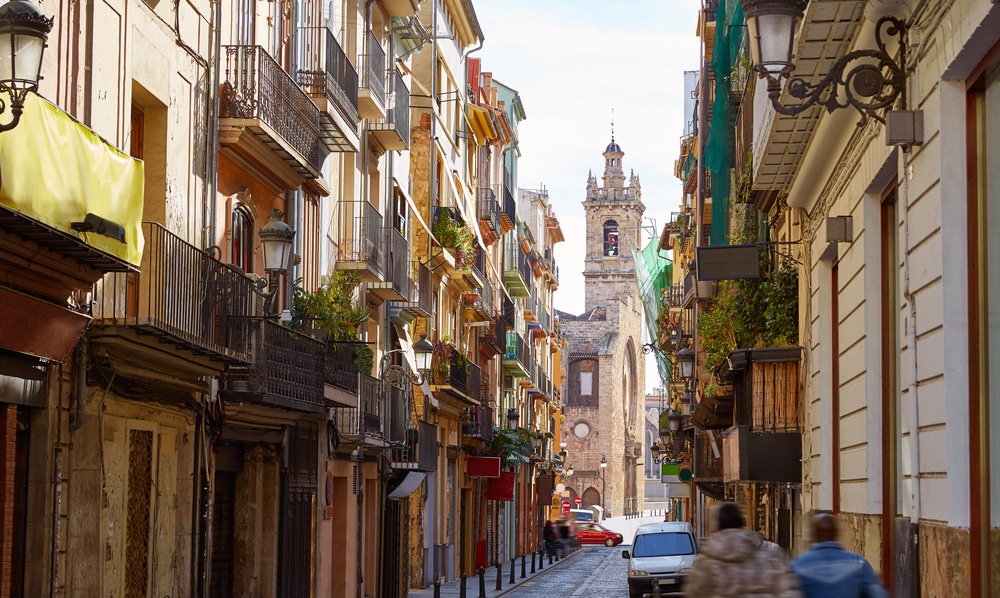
xmin=502 ymin=547 xmax=628 ymax=597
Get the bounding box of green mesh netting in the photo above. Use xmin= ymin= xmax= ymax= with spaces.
xmin=633 ymin=238 xmax=673 ymax=386
xmin=704 ymin=0 xmax=745 ymax=246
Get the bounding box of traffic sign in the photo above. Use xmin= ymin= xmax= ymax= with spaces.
xmin=561 ymin=499 xmax=571 ymax=515
xmin=574 ymin=496 xmax=583 ymax=506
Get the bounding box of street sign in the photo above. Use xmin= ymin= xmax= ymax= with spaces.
xmin=561 ymin=499 xmax=570 ymax=515
xmin=574 ymin=496 xmax=583 ymax=506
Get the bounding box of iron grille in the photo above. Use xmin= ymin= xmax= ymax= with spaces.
xmin=296 ymin=27 xmax=359 ymax=123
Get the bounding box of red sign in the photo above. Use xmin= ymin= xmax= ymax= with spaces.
xmin=574 ymin=496 xmax=583 ymax=506
xmin=561 ymin=499 xmax=571 ymax=515
xmin=467 ymin=456 xmax=501 ymax=478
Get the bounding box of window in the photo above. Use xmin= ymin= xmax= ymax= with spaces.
xmin=233 ymin=0 xmax=254 ymax=46
xmin=632 ymin=532 xmax=695 ymax=558
xmin=603 ymin=220 xmax=619 ymax=256
xmin=231 ymin=206 xmax=254 ymax=273
xmin=580 ymin=372 xmax=593 ymax=395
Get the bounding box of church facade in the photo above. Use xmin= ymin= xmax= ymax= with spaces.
xmin=558 ymin=137 xmax=647 ymax=518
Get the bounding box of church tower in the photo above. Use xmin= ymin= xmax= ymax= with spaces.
xmin=583 ymin=136 xmax=646 ymax=313
xmin=558 ymin=134 xmax=646 ymax=521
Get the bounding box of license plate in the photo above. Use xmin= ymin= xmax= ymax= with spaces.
xmin=658 ymin=578 xmax=676 ymax=585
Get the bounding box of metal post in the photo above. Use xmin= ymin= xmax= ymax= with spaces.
xmin=434 ymin=578 xmax=441 ymax=598
xmin=531 ymin=550 xmax=537 ymax=573
xmin=459 ymin=574 xmax=466 ymax=598
xmin=539 ymin=548 xmax=544 ymax=569
xmin=509 ymin=558 xmax=515 ymax=584
xmin=521 ymin=553 xmax=527 ymax=578
xmin=495 ymin=563 xmax=502 ymax=591
xmin=478 ymin=568 xmax=486 ymax=598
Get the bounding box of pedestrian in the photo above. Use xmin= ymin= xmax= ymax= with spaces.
xmin=558 ymin=519 xmax=571 ymax=557
xmin=792 ymin=513 xmax=887 ymax=598
xmin=543 ymin=519 xmax=558 ymax=558
xmin=684 ymin=502 xmax=802 ymax=597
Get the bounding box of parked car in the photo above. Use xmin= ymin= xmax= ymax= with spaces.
xmin=576 ymin=522 xmax=624 ymax=547
xmin=622 ymin=522 xmax=697 ymax=598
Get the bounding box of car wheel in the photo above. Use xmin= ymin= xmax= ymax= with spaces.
xmin=605 ymin=538 xmax=615 ymax=547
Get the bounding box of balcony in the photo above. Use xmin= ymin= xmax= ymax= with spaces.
xmin=391 ymin=419 xmax=437 ymax=472
xmin=332 ymin=374 xmax=389 ymax=446
xmin=369 ymin=227 xmax=411 ymax=301
xmin=389 ymin=261 xmax=432 ymax=325
xmin=297 ymin=27 xmax=360 ymax=153
xmin=382 ymin=0 xmax=420 ymax=17
xmin=369 ymin=71 xmax=410 ymax=150
xmin=324 ymin=341 xmax=360 ymax=406
xmin=463 ymin=282 xmax=493 ymax=323
xmin=90 ymin=223 xmax=259 ymax=381
xmin=502 ymin=332 xmax=530 ymax=378
xmin=462 ymin=405 xmax=494 ymax=445
xmin=334 ymin=200 xmax=384 ymax=281
xmin=219 ymin=45 xmax=322 ymax=189
xmin=221 ymin=318 xmax=326 ymax=414
xmin=498 ymin=177 xmax=516 ymax=234
xmin=479 ymin=317 xmax=506 ymax=357
xmin=477 ymin=188 xmax=501 ymax=245
xmin=503 ymin=239 xmax=531 ymax=298
xmin=431 ymin=351 xmax=482 ymax=405
xmin=357 ymin=30 xmax=386 ymax=119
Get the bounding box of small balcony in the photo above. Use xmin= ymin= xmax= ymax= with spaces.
xmin=391 ymin=419 xmax=437 ymax=472
xmin=219 ymin=45 xmax=323 ymax=189
xmin=382 ymin=0 xmax=420 ymax=17
xmin=462 ymin=405 xmax=494 ymax=445
xmin=370 ymin=71 xmax=410 ymax=150
xmin=369 ymin=227 xmax=411 ymax=301
xmin=389 ymin=261 xmax=432 ymax=325
xmin=502 ymin=332 xmax=530 ymax=378
xmin=358 ymin=30 xmax=386 ymax=119
xmin=332 ymin=374 xmax=388 ymax=446
xmin=503 ymin=239 xmax=531 ymax=298
xmin=297 ymin=27 xmax=360 ymax=153
xmin=221 ymin=318 xmax=326 ymax=414
xmin=90 ymin=223 xmax=260 ymax=380
xmin=479 ymin=317 xmax=506 ymax=357
xmin=324 ymin=341 xmax=360 ymax=406
xmin=334 ymin=200 xmax=384 ymax=281
xmin=477 ymin=187 xmax=501 ymax=246
xmin=501 ymin=295 xmax=515 ymax=328
xmin=430 ymin=347 xmax=482 ymax=405
xmin=498 ymin=177 xmax=516 ymax=234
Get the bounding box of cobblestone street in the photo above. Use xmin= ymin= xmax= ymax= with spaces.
xmin=503 ymin=547 xmax=628 ymax=597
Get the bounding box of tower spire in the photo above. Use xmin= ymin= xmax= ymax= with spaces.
xmin=611 ymin=107 xmax=615 ymax=143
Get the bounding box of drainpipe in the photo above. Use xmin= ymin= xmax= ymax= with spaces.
xmin=901 ymin=147 xmax=921 ymax=526
xmin=70 ymin=336 xmax=87 ymax=432
xmin=205 ymin=0 xmax=223 ymax=250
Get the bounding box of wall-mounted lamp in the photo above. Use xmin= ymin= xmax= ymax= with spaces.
xmin=506 ymin=408 xmax=519 ymax=428
xmin=257 ymin=209 xmax=295 ymax=314
xmin=743 ymin=0 xmax=906 ymax=126
xmin=676 ymin=346 xmax=696 ymax=381
xmin=412 ymin=334 xmax=434 ymax=375
xmin=0 ymin=1 xmax=53 ymax=133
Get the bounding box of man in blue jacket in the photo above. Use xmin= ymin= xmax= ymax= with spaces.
xmin=792 ymin=513 xmax=887 ymax=598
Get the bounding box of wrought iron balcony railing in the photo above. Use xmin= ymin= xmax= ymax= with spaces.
xmin=501 ymin=294 xmax=515 ymax=328
xmin=359 ymin=30 xmax=386 ymax=112
xmin=334 ymin=200 xmax=384 ymax=280
xmin=477 ymin=187 xmax=501 ymax=240
xmin=389 ymin=261 xmax=432 ymax=324
xmin=503 ymin=238 xmax=531 ymax=298
xmin=325 ymin=341 xmax=360 ymax=394
xmin=391 ymin=420 xmax=437 ymax=472
xmin=443 ymin=353 xmax=481 ymax=402
xmin=498 ymin=174 xmax=516 ymax=234
xmin=222 ymin=318 xmax=326 ymax=413
xmin=503 ymin=332 xmax=530 ymax=378
xmin=370 ymin=227 xmax=411 ymax=301
xmin=92 ymin=222 xmax=260 ymax=364
xmin=296 ymin=27 xmax=360 ymax=151
xmin=462 ymin=405 xmax=493 ymax=442
xmin=220 ymin=45 xmax=322 ymax=175
xmin=369 ymin=71 xmax=410 ymax=150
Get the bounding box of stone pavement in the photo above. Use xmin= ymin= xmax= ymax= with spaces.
xmin=406 ymin=546 xmax=631 ymax=598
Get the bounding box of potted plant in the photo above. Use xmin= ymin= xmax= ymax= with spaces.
xmin=290 ymin=271 xmax=373 ymax=373
xmin=430 ymin=334 xmax=455 ymax=383
xmin=434 ymin=207 xmax=475 ymax=270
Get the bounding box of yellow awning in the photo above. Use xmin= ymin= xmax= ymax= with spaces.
xmin=466 ymin=105 xmax=496 ymax=146
xmin=0 ymin=95 xmax=145 ymax=266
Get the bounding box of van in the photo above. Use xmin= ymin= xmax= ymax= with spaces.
xmin=621 ymin=521 xmax=697 ymax=598
xmin=568 ymin=508 xmax=594 ymax=522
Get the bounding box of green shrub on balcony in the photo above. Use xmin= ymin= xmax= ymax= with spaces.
xmin=433 ymin=207 xmax=475 ymax=270
xmin=290 ymin=270 xmax=373 ymax=372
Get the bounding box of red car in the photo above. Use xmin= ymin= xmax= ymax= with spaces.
xmin=576 ymin=522 xmax=624 ymax=547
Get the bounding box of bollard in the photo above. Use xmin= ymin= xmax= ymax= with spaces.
xmin=549 ymin=550 xmax=554 ymax=565
xmin=459 ymin=574 xmax=466 ymax=598
xmin=539 ymin=549 xmax=544 ymax=570
xmin=478 ymin=568 xmax=486 ymax=598
xmin=521 ymin=553 xmax=527 ymax=578
xmin=531 ymin=550 xmax=536 ymax=573
xmin=509 ymin=558 xmax=515 ymax=584
xmin=434 ymin=578 xmax=441 ymax=598
xmin=495 ymin=563 xmax=502 ymax=591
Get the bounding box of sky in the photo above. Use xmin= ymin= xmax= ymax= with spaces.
xmin=474 ymin=0 xmax=703 ymax=391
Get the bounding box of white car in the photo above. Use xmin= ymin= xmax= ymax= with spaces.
xmin=621 ymin=521 xmax=697 ymax=598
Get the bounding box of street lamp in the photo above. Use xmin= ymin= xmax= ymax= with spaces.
xmin=412 ymin=334 xmax=434 ymax=375
xmin=599 ymin=454 xmax=607 ymax=516
xmin=257 ymin=209 xmax=295 ymax=313
xmin=743 ymin=0 xmax=907 ymax=125
xmin=506 ymin=408 xmax=519 ymax=429
xmin=676 ymin=346 xmax=695 ymax=381
xmin=0 ymin=0 xmax=53 ymax=133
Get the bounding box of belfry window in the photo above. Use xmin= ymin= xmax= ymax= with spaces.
xmin=603 ymin=220 xmax=619 ymax=256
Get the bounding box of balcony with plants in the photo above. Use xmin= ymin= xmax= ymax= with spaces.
xmin=429 ymin=335 xmax=482 ymax=405
xmin=296 ymin=26 xmax=360 ymax=152
xmin=432 ymin=206 xmax=477 ymax=272
xmin=219 ymin=45 xmax=323 ymax=188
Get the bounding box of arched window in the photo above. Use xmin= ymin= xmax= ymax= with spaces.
xmin=603 ymin=220 xmax=619 ymax=256
xmin=231 ymin=206 xmax=254 ymax=273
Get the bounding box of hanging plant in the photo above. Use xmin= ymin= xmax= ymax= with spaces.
xmin=290 ymin=271 xmax=370 ymax=341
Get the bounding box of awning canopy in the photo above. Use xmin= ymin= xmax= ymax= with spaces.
xmin=0 ymin=95 xmax=145 ymax=266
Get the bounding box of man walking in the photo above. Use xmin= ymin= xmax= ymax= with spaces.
xmin=684 ymin=502 xmax=802 ymax=597
xmin=792 ymin=513 xmax=887 ymax=598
